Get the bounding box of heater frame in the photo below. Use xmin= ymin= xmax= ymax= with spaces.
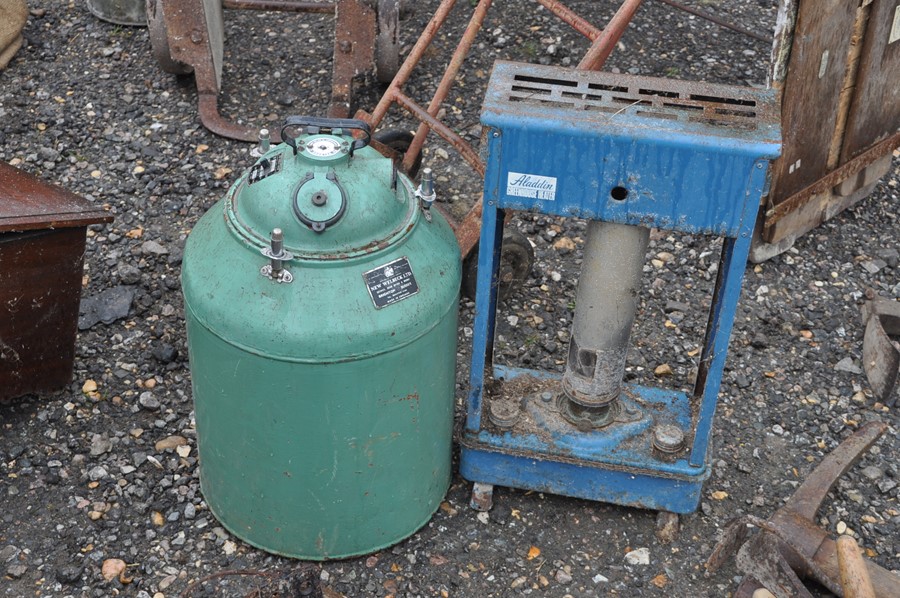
xmin=460 ymin=61 xmax=781 ymax=514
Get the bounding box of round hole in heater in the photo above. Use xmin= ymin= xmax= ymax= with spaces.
xmin=610 ymin=186 xmax=629 ymax=201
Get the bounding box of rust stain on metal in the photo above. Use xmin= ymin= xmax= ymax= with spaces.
xmin=152 ymin=0 xmax=375 ymax=141
xmin=707 ymin=422 xmax=900 ymax=598
xmin=533 ymin=0 xmax=602 ymax=40
xmin=766 ymin=131 xmax=900 ymax=225
xmin=329 ymin=0 xmax=376 ymax=118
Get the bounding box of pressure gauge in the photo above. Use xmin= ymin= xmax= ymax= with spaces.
xmin=305 ymin=137 xmax=343 ymax=158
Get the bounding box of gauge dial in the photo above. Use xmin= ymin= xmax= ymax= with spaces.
xmin=306 ymin=137 xmax=342 ymax=158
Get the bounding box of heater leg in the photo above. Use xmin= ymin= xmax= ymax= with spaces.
xmin=470 ymin=482 xmax=494 ymax=511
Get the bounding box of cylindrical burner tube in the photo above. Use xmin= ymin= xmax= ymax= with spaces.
xmin=562 ymin=220 xmax=649 ymax=408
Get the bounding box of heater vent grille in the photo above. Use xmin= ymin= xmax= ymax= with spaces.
xmin=498 ymin=66 xmax=774 ymax=132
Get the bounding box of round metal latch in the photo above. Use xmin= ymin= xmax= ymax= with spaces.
xmin=292 ymin=170 xmax=348 ymax=233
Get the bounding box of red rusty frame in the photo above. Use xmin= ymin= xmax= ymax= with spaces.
xmin=356 ymin=0 xmax=645 ymax=257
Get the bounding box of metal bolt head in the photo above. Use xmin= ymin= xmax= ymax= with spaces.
xmin=540 ymin=392 xmax=554 ymax=402
xmin=652 ymin=423 xmax=686 ymax=454
xmin=488 ymin=399 xmax=520 ymax=429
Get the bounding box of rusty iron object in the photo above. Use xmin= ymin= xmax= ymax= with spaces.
xmin=180 ymin=564 xmax=327 ymax=597
xmin=331 ymin=0 xmax=376 ymax=118
xmin=148 ymin=0 xmax=389 ymax=141
xmin=861 ymin=291 xmax=900 ymax=407
xmin=532 ymin=0 xmax=602 ymax=40
xmin=577 ymin=0 xmax=644 ymax=70
xmin=357 ymin=0 xmax=644 ymax=257
xmin=707 ymin=421 xmax=900 ymax=598
xmin=765 ymin=131 xmax=900 ymax=226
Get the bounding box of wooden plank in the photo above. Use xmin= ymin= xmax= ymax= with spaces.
xmin=841 ymin=0 xmax=900 ymax=160
xmin=768 ymin=0 xmax=858 ymax=204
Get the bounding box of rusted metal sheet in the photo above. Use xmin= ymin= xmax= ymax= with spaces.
xmin=768 ymin=0 xmax=858 ymax=204
xmin=0 ymin=163 xmax=112 ymax=403
xmin=841 ymin=0 xmax=900 ymax=160
xmin=861 ymin=292 xmax=900 ymax=406
xmin=330 ymin=0 xmax=376 ymax=118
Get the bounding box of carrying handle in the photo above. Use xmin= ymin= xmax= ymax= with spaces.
xmin=281 ymin=116 xmax=372 ymax=157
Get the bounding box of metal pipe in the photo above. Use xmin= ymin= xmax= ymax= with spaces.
xmin=562 ymin=221 xmax=649 ymax=407
xmin=403 ymin=0 xmax=493 ymax=173
xmin=393 ymin=92 xmax=485 ymax=176
xmin=368 ymin=0 xmax=459 ymax=128
xmin=222 ymin=0 xmax=336 ymax=13
xmin=578 ymin=0 xmax=644 ymax=71
xmin=654 ymin=0 xmax=769 ymax=43
xmin=560 ymin=0 xmax=648 ymax=409
xmin=533 ymin=0 xmax=602 ymax=41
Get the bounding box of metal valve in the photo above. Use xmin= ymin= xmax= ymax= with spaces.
xmin=250 ymin=128 xmax=271 ymax=158
xmin=415 ymin=168 xmax=436 ymax=222
xmin=260 ymin=228 xmax=294 ymax=283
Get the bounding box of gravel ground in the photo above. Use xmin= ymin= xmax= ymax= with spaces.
xmin=1 ymin=0 xmax=899 ymax=596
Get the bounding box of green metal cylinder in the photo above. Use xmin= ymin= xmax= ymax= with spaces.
xmin=181 ymin=125 xmax=460 ymax=559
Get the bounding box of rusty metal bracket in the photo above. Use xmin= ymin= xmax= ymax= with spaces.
xmin=765 ymin=131 xmax=900 ymax=226
xmin=861 ymin=291 xmax=900 ymax=407
xmin=707 ymin=421 xmax=900 ymax=598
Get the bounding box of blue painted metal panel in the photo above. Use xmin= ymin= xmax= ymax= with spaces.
xmin=464 ymin=61 xmax=782 ymax=514
xmin=459 ymin=446 xmax=705 ymax=514
xmin=483 ymin=127 xmax=764 ymax=236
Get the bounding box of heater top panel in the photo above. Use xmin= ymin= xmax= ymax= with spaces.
xmin=480 ymin=61 xmax=782 ymax=236
xmin=483 ymin=61 xmax=781 ymax=151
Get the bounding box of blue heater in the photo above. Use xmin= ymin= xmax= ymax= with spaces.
xmin=461 ymin=62 xmax=781 ymax=514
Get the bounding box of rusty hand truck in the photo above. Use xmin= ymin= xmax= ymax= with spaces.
xmin=146 ymin=0 xmax=404 ymax=141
